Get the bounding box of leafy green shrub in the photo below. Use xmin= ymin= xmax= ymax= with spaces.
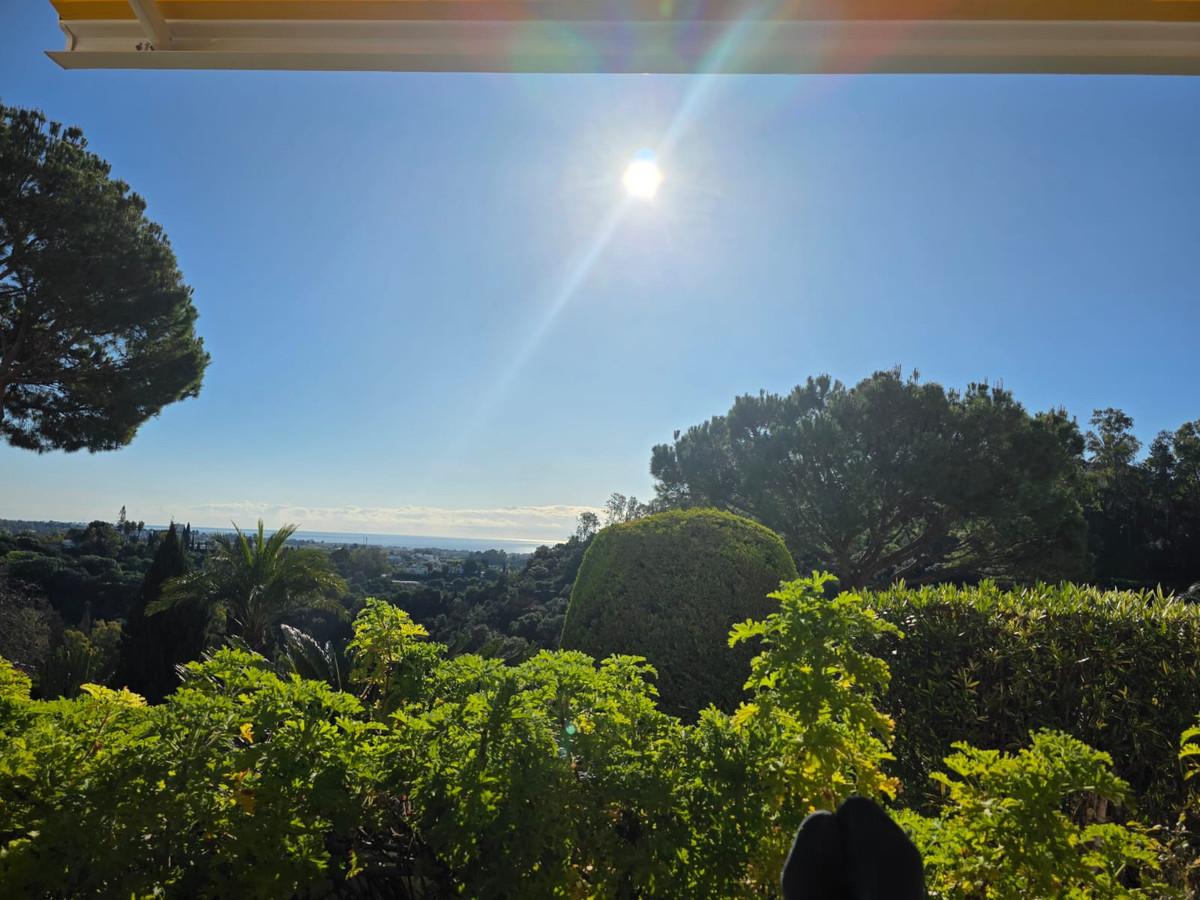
xmin=376 ymin=648 xmax=682 ymax=896
xmin=899 ymin=730 xmax=1172 ymax=897
xmin=866 ymin=581 xmax=1200 ymax=826
xmin=360 ymin=577 xmax=897 ymax=897
xmin=0 ymin=576 xmax=900 ymax=898
xmin=672 ymin=574 xmax=901 ymax=895
xmin=1181 ymin=716 xmax=1200 ymax=777
xmin=347 ymin=596 xmax=443 ymax=714
xmin=1172 ymin=717 xmax=1200 ymax=891
xmin=0 ymin=651 xmax=372 ymax=897
xmin=0 ymin=657 xmax=32 ymax=710
xmin=5 ymin=576 xmax=1185 ymax=897
xmin=36 ymin=620 xmax=122 ymax=698
xmin=560 ymin=508 xmax=797 ymax=716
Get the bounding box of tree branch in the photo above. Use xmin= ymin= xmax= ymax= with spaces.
xmin=0 ymin=300 xmax=32 ymax=417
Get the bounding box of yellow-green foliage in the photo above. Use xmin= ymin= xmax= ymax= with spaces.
xmin=0 ymin=657 xmax=31 ymax=704
xmin=683 ymin=574 xmax=902 ymax=893
xmin=347 ymin=596 xmax=443 ymax=715
xmin=0 ymin=650 xmax=370 ymax=897
xmin=560 ymin=509 xmax=798 ymax=717
xmin=36 ymin=619 xmax=122 ymax=699
xmin=900 ymin=731 xmax=1173 ymax=898
xmin=865 ymin=581 xmax=1200 ymax=826
xmin=0 ymin=577 xmax=901 ymax=899
xmin=0 ymin=580 xmax=1181 ymax=897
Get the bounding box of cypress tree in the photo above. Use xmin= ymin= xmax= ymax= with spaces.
xmin=118 ymin=524 xmax=207 ymax=701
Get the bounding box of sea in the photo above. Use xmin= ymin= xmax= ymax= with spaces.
xmin=181 ymin=527 xmax=551 ymax=555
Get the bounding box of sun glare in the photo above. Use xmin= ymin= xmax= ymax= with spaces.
xmin=622 ymin=152 xmax=663 ymax=200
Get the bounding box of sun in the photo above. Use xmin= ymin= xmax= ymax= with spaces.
xmin=622 ymin=151 xmax=663 ymax=200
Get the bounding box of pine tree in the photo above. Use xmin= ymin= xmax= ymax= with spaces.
xmin=1 ymin=104 xmax=209 ymax=452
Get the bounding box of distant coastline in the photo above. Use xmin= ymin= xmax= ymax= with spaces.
xmin=1 ymin=519 xmax=560 ymax=554
xmin=185 ymin=527 xmax=551 ymax=554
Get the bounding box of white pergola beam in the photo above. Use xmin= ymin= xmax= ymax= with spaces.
xmin=48 ymin=18 xmax=1200 ymax=75
xmin=126 ymin=0 xmax=172 ymax=49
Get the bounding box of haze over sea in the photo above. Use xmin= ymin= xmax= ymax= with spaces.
xmin=182 ymin=527 xmax=546 ymax=554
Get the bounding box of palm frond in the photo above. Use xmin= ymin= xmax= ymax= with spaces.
xmin=278 ymin=624 xmax=345 ymax=690
xmin=172 ymin=520 xmax=346 ymax=652
xmin=266 ymin=522 xmax=299 ymax=558
xmin=148 ymin=571 xmax=214 ymax=616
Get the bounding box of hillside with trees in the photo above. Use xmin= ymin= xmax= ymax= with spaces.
xmin=4 ymin=100 xmax=1200 ymax=896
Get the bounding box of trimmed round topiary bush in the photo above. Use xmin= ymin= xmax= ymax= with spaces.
xmin=560 ymin=508 xmax=797 ymax=717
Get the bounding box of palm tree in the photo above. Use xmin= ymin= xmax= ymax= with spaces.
xmin=149 ymin=520 xmax=346 ymax=653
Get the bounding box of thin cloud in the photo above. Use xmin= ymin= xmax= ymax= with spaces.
xmin=181 ymin=501 xmax=603 ymax=542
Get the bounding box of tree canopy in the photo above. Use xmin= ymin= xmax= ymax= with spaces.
xmin=1085 ymin=409 xmax=1200 ymax=590
xmin=0 ymin=104 xmax=208 ymax=452
xmin=650 ymin=370 xmax=1086 ymax=588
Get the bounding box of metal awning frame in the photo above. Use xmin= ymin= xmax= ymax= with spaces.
xmin=48 ymin=0 xmax=1200 ymax=75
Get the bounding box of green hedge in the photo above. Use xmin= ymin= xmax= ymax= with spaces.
xmin=866 ymin=581 xmax=1200 ymax=825
xmin=560 ymin=509 xmax=797 ymax=717
xmin=1 ymin=586 xmax=1179 ymax=897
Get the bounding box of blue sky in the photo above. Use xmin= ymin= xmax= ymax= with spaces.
xmin=2 ymin=4 xmax=1199 ymax=542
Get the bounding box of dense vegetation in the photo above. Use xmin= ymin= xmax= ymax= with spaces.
xmin=651 ymin=370 xmax=1200 ymax=592
xmin=1085 ymin=409 xmax=1200 ymax=591
xmin=1 ymin=577 xmax=1183 ymax=898
xmin=0 ymin=517 xmax=564 ymax=698
xmin=0 ymin=520 xmax=160 ymax=696
xmin=561 ymin=509 xmax=797 ymax=717
xmin=151 ymin=521 xmax=347 ymax=654
xmin=650 ymin=371 xmax=1086 ymax=588
xmin=119 ymin=523 xmax=211 ymax=702
xmin=866 ymin=582 xmax=1200 ymax=827
xmin=414 ymin=538 xmax=586 ymax=659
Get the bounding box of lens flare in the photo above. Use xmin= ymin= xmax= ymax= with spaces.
xmin=622 ymin=151 xmax=663 ymax=199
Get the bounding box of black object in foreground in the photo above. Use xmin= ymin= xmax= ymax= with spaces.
xmin=781 ymin=796 xmax=926 ymax=900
